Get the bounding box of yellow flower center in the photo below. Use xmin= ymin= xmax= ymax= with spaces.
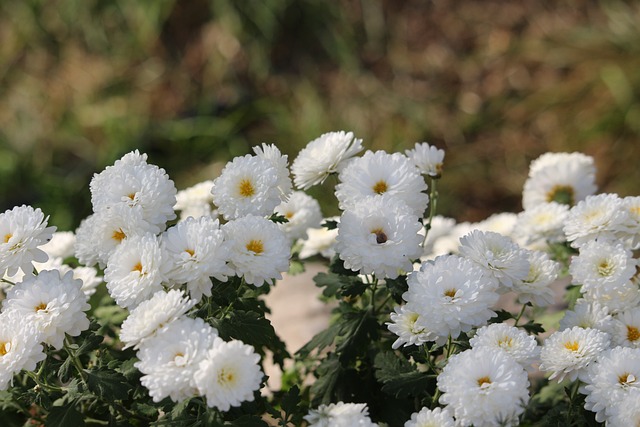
xmin=372 ymin=180 xmax=388 ymax=194
xmin=238 ymin=179 xmax=255 ymax=198
xmin=564 ymin=341 xmax=580 ymax=352
xmin=3 ymin=233 xmax=12 ymax=243
xmin=477 ymin=376 xmax=492 ymax=387
xmin=285 ymin=211 xmax=294 ymax=219
xmin=132 ymin=262 xmax=143 ymax=273
xmin=0 ymin=341 xmax=10 ymax=357
xmin=618 ymin=372 xmax=636 ymax=386
xmin=597 ymin=260 xmax=613 ymax=277
xmin=127 ymin=193 xmax=136 ymax=200
xmin=371 ymin=228 xmax=388 ymax=244
xmin=217 ymin=368 xmax=236 ymax=386
xmin=546 ymin=185 xmax=575 ymax=205
xmin=630 ymin=206 xmax=640 ymax=218
xmin=627 ymin=326 xmax=640 ymax=342
xmin=246 ymin=239 xmax=264 ymax=254
xmin=112 ymin=229 xmax=126 ymax=242
xmin=498 ymin=336 xmax=513 ymax=349
xmin=444 ymin=289 xmax=457 ymax=298
xmin=34 ymin=302 xmax=48 ymax=312
xmin=185 ymin=249 xmax=195 ymax=256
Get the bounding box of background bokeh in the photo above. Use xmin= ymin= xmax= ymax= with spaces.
xmin=1 ymin=0 xmax=639 ymax=231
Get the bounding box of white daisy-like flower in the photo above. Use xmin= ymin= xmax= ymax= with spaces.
xmin=119 ymin=289 xmax=197 ymax=350
xmin=421 ymin=215 xmax=457 ymax=259
xmin=607 ymin=389 xmax=640 ymax=426
xmin=136 ymin=316 xmax=217 ymax=403
xmin=514 ymin=250 xmax=560 ymax=307
xmin=621 ymin=195 xmax=640 ymax=249
xmin=470 ymin=323 xmax=540 ymax=370
xmin=39 ymin=231 xmax=76 ymax=259
xmin=194 ymin=337 xmax=263 ymax=412
xmin=539 ymin=326 xmax=610 ymax=382
xmin=0 ymin=312 xmax=46 ymax=391
xmin=163 ymin=216 xmax=231 ymax=301
xmin=335 ymin=150 xmax=428 ymax=218
xmin=581 ymin=346 xmax=640 ymax=423
xmin=581 ymin=278 xmax=640 ymax=315
xmin=404 ymin=255 xmax=499 ymax=346
xmin=297 ymin=218 xmax=340 ymax=260
xmin=404 ymin=142 xmax=445 ymax=178
xmin=427 ymin=221 xmax=475 ymax=259
xmin=522 ymin=152 xmax=597 ymax=210
xmin=610 ymin=308 xmax=640 ymax=349
xmin=33 ymin=257 xmax=103 ymax=298
xmin=274 ymin=191 xmax=323 ymax=242
xmin=458 ymin=230 xmax=530 ymax=292
xmin=437 ymin=347 xmax=530 ymax=427
xmin=564 ymin=193 xmax=631 ymax=248
xmin=474 ymin=212 xmax=519 ymax=239
xmin=74 ymin=204 xmax=158 ymax=268
xmin=104 ymin=234 xmax=169 ymax=309
xmin=90 ymin=150 xmax=177 ymax=230
xmin=0 ymin=205 xmax=56 ymax=278
xmin=211 ymin=154 xmax=283 ymax=220
xmin=335 ymin=196 xmax=423 ymax=279
xmin=253 ymin=143 xmax=293 ymax=199
xmin=291 ymin=130 xmax=364 ymax=190
xmin=387 ymin=305 xmax=436 ymax=349
xmin=559 ymin=299 xmax=614 ymax=333
xmin=304 ymin=402 xmax=378 ymax=427
xmin=223 ymin=215 xmax=290 ymax=286
xmin=174 ymin=180 xmax=217 ymax=221
xmin=569 ymin=240 xmax=636 ymax=291
xmin=404 ymin=407 xmax=455 ymax=427
xmin=3 ymin=269 xmax=90 ymax=350
xmin=513 ymin=202 xmax=570 ymax=247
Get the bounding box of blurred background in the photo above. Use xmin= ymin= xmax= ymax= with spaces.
xmin=1 ymin=0 xmax=639 ymax=231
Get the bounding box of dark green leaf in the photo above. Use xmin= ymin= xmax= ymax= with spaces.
xmin=492 ymin=309 xmax=514 ymax=323
xmin=75 ymin=329 xmax=104 ymax=356
xmin=310 ymin=356 xmax=343 ymax=405
xmin=268 ymin=213 xmax=289 ymax=224
xmin=225 ymin=415 xmax=269 ymax=426
xmin=329 ymin=256 xmax=358 ymax=276
xmin=335 ymin=309 xmax=378 ymax=363
xmin=46 ymin=404 xmax=86 ymax=427
xmin=85 ymin=368 xmax=130 ymax=401
xmin=374 ymin=351 xmax=433 ymax=399
xmin=384 ymin=276 xmax=408 ymax=304
xmin=322 ymin=220 xmax=338 ymax=230
xmin=521 ymin=320 xmax=545 ymax=335
xmin=296 ymin=321 xmax=342 ymax=357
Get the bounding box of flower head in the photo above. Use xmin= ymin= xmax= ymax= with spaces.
xmin=0 ymin=312 xmax=46 ymax=391
xmin=298 ymin=218 xmax=339 ymax=260
xmin=470 ymin=323 xmax=540 ymax=370
xmin=174 ymin=180 xmax=217 ymax=221
xmin=564 ymin=193 xmax=630 ymax=248
xmin=291 ymin=131 xmax=363 ymax=190
xmin=569 ymin=240 xmax=636 ymax=291
xmin=387 ymin=305 xmax=436 ymax=349
xmin=274 ymin=191 xmax=323 ymax=242
xmin=304 ymin=402 xmax=377 ymax=427
xmin=404 ymin=407 xmax=455 ymax=427
xmin=514 ymin=250 xmax=560 ymax=307
xmin=513 ymin=202 xmax=569 ymax=247
xmin=611 ymin=308 xmax=640 ymax=349
xmin=404 ymin=142 xmax=445 ymax=177
xmin=39 ymin=231 xmax=76 ymax=259
xmin=253 ymin=143 xmax=293 ymax=198
xmin=559 ymin=299 xmax=614 ymax=333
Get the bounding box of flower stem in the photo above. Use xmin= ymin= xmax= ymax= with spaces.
xmin=63 ymin=336 xmax=88 ymax=384
xmin=422 ymin=178 xmax=438 ymax=248
xmin=513 ymin=303 xmax=528 ymax=327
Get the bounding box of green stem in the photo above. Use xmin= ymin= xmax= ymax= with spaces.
xmin=374 ymin=294 xmax=393 ymax=316
xmin=422 ymin=178 xmax=439 ymax=248
xmin=63 ymin=336 xmax=88 ymax=384
xmin=444 ymin=335 xmax=455 ymax=359
xmin=513 ymin=304 xmax=528 ymax=327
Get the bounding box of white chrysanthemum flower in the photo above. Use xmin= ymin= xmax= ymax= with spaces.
xmin=304 ymin=402 xmax=378 ymax=427
xmin=253 ymin=143 xmax=293 ymax=199
xmin=427 ymin=221 xmax=475 ymax=259
xmin=335 ymin=196 xmax=423 ymax=279
xmin=274 ymin=191 xmax=323 ymax=242
xmin=514 ymin=250 xmax=560 ymax=307
xmin=90 ymin=150 xmax=177 ymax=230
xmin=194 ymin=337 xmax=263 ymax=412
xmin=458 ymin=230 xmax=530 ymax=292
xmin=559 ymin=299 xmax=614 ymax=333
xmin=581 ymin=278 xmax=640 ymax=315
xmin=3 ymin=270 xmax=90 ymax=349
xmin=522 ymin=152 xmax=597 ymax=210
xmin=211 ymin=154 xmax=284 ymax=221
xmin=607 ymin=389 xmax=640 ymax=426
xmin=174 ymin=180 xmax=217 ymax=221
xmin=405 ymin=142 xmax=445 ymax=178
xmin=104 ymin=234 xmax=169 ymax=309
xmin=163 ymin=216 xmax=231 ymax=301
xmin=0 ymin=205 xmax=56 ymax=278
xmin=437 ymin=347 xmax=530 ymax=427
xmin=610 ymin=308 xmax=640 ymax=349
xmin=539 ymin=326 xmax=610 ymax=382
xmin=474 ymin=212 xmax=519 ymax=239
xmin=470 ymin=323 xmax=540 ymax=370
xmin=39 ymin=231 xmax=75 ymax=259
xmin=74 ymin=204 xmax=158 ymax=268
xmin=513 ymin=202 xmax=570 ymax=247
xmin=32 ymin=256 xmax=103 ymax=298
xmin=119 ymin=289 xmax=197 ymax=350
xmin=0 ymin=312 xmax=46 ymax=391
xmin=387 ymin=305 xmax=437 ymax=349
xmin=298 ymin=218 xmax=340 ymax=260
xmin=136 ymin=316 xmax=217 ymax=403
xmin=291 ymin=131 xmax=364 ymax=190
xmin=335 ymin=150 xmax=428 ymax=218
xmin=223 ymin=215 xmax=290 ymax=286
xmin=620 ymin=195 xmax=640 ymax=249
xmin=581 ymin=346 xmax=640 ymax=423
xmin=569 ymin=240 xmax=636 ymax=293
xmin=421 ymin=215 xmax=456 ymax=258
xmin=404 ymin=255 xmax=499 ymax=346
xmin=404 ymin=407 xmax=455 ymax=427
xmin=564 ymin=194 xmax=630 ymax=248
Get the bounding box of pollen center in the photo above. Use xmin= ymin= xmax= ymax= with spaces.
xmin=444 ymin=289 xmax=457 ymax=298
xmin=185 ymin=249 xmax=195 ymax=256
xmin=618 ymin=373 xmax=636 ymax=386
xmin=285 ymin=211 xmax=294 ymax=219
xmin=546 ymin=185 xmax=575 ymax=205
xmin=238 ymin=179 xmax=255 ymax=198
xmin=564 ymin=341 xmax=580 ymax=352
xmin=371 ymin=228 xmax=388 ymax=244
xmin=0 ymin=341 xmax=10 ymax=357
xmin=34 ymin=302 xmax=48 ymax=312
xmin=597 ymin=260 xmax=613 ymax=277
xmin=498 ymin=337 xmax=514 ymax=349
xmin=132 ymin=262 xmax=143 ymax=273
xmin=217 ymin=368 xmax=236 ymax=386
xmin=477 ymin=376 xmax=492 ymax=387
xmin=246 ymin=239 xmax=264 ymax=254
xmin=372 ymin=180 xmax=388 ymax=194
xmin=112 ymin=229 xmax=126 ymax=242
xmin=3 ymin=233 xmax=12 ymax=243
xmin=627 ymin=326 xmax=640 ymax=342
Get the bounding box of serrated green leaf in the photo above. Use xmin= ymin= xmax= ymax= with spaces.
xmin=521 ymin=320 xmax=545 ymax=335
xmin=75 ymin=330 xmax=104 ymax=356
xmin=374 ymin=351 xmax=433 ymax=398
xmin=46 ymin=404 xmax=86 ymax=427
xmin=310 ymin=356 xmax=343 ymax=405
xmin=288 ymin=260 xmax=305 ymax=275
xmin=269 ymin=213 xmax=289 ymax=224
xmin=335 ymin=309 xmax=378 ymax=363
xmin=85 ymin=368 xmax=130 ymax=401
xmin=296 ymin=321 xmax=342 ymax=357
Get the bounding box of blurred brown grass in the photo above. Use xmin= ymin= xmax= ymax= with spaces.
xmin=1 ymin=0 xmax=639 ymax=230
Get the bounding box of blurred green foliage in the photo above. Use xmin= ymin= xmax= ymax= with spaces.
xmin=1 ymin=0 xmax=639 ymax=230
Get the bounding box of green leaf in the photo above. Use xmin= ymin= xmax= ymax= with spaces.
xmin=322 ymin=219 xmax=338 ymax=230
xmin=288 ymin=260 xmax=305 ymax=275
xmin=521 ymin=320 xmax=545 ymax=335
xmin=310 ymin=356 xmax=343 ymax=405
xmin=268 ymin=213 xmax=289 ymax=224
xmin=85 ymin=368 xmax=130 ymax=401
xmin=46 ymin=404 xmax=86 ymax=427
xmin=335 ymin=309 xmax=378 ymax=363
xmin=374 ymin=351 xmax=433 ymax=399
xmin=296 ymin=321 xmax=342 ymax=357
xmin=75 ymin=329 xmax=104 ymax=356
xmin=225 ymin=415 xmax=269 ymax=426
xmin=384 ymin=276 xmax=408 ymax=304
